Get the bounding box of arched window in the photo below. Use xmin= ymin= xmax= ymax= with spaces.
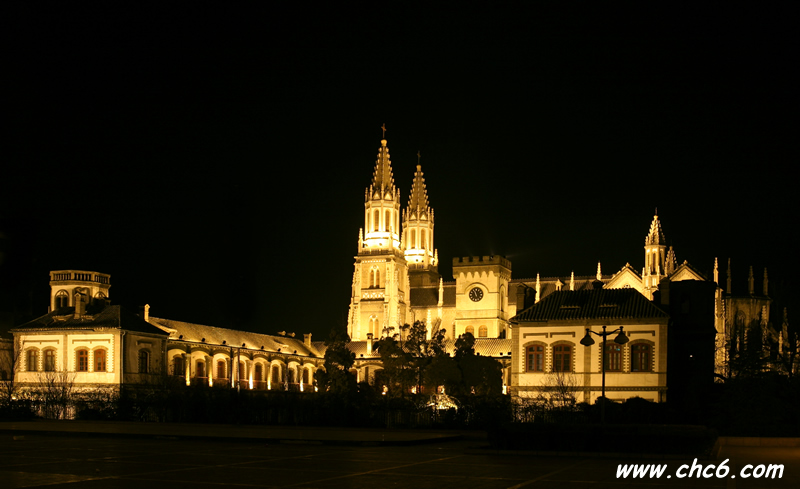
xmin=76 ymin=349 xmax=89 ymax=372
xmin=373 ymin=210 xmax=379 ymax=231
xmin=631 ymin=343 xmax=652 ymax=372
xmin=239 ymin=362 xmax=245 ymax=381
xmin=604 ymin=343 xmax=622 ymax=372
xmin=55 ymin=290 xmax=69 ymax=309
xmin=421 ymin=229 xmax=427 ymax=249
xmin=138 ymin=350 xmax=150 ymax=374
xmin=94 ymin=349 xmax=107 ymax=372
xmin=552 ymin=344 xmax=572 ymax=372
xmin=410 ymin=229 xmax=416 ymax=249
xmin=385 ymin=210 xmax=391 ymax=231
xmin=254 ymin=364 xmax=263 ymax=382
xmin=172 ymin=356 xmax=184 ymax=376
xmin=478 ymin=325 xmax=488 ymax=338
xmin=44 ymin=349 xmax=56 ymax=372
xmin=372 ymin=268 xmax=380 ymax=288
xmin=303 ymin=367 xmax=310 ymax=384
xmin=27 ymin=349 xmax=38 ymax=372
xmin=271 ymin=365 xmax=281 ymax=384
xmin=217 ymin=360 xmax=226 ymax=379
xmin=465 ymin=326 xmax=475 ymax=336
xmin=500 ymin=287 xmax=506 ymax=312
xmin=195 ymin=360 xmax=205 ymax=377
xmin=525 ymin=344 xmax=544 ymax=372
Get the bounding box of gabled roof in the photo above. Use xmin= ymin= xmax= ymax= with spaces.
xmin=13 ymin=305 xmax=168 ymax=336
xmin=149 ymin=317 xmax=321 ymax=357
xmin=670 ymin=261 xmax=707 ymax=282
xmin=511 ymin=288 xmax=668 ymax=322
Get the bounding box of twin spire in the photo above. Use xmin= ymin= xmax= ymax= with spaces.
xmin=370 ymin=139 xmax=395 ymax=198
xmin=645 ymin=212 xmax=666 ymax=245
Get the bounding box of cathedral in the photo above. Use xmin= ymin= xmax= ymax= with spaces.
xmin=2 ymin=132 xmax=792 ymax=403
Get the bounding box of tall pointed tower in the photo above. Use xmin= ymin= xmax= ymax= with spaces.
xmin=642 ymin=213 xmax=667 ymax=299
xmin=403 ymin=160 xmax=440 ymax=288
xmin=347 ymin=132 xmax=410 ymax=340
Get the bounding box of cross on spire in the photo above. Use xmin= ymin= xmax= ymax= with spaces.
xmin=381 ymin=123 xmax=386 ymax=139
xmin=417 ymin=151 xmax=421 ymax=164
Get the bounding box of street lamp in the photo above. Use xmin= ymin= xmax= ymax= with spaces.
xmin=580 ymin=325 xmax=629 ymax=423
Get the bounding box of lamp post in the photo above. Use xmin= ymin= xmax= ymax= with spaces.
xmin=580 ymin=325 xmax=629 ymax=424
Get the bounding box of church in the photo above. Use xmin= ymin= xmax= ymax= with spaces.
xmin=2 ymin=132 xmax=789 ymax=403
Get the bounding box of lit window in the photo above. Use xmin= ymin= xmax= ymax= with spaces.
xmin=55 ymin=290 xmax=69 ymax=309
xmin=465 ymin=326 xmax=474 ymax=336
xmin=478 ymin=325 xmax=488 ymax=338
xmin=44 ymin=350 xmax=56 ymax=371
xmin=526 ymin=345 xmax=544 ymax=372
xmin=27 ymin=350 xmax=38 ymax=372
xmin=138 ymin=350 xmax=150 ymax=374
xmin=631 ymin=344 xmax=652 ymax=372
xmin=76 ymin=349 xmax=89 ymax=372
xmin=94 ymin=349 xmax=106 ymax=372
xmin=217 ymin=360 xmax=226 ymax=379
xmin=552 ymin=345 xmax=572 ymax=372
xmin=604 ymin=343 xmax=622 ymax=372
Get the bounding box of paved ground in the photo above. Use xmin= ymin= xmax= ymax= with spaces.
xmin=0 ymin=422 xmax=797 ymax=488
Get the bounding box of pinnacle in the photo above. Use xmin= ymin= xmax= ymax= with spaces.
xmin=407 ymin=164 xmax=429 ymax=211
xmin=645 ymin=215 xmax=666 ymax=245
xmin=371 ymin=139 xmax=395 ymax=195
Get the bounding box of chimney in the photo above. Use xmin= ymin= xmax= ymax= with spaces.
xmin=658 ymin=278 xmax=670 ymax=306
xmin=144 ymin=304 xmax=150 ymax=322
xmin=304 ymin=333 xmax=312 ymax=347
xmin=366 ymin=333 xmax=373 ymax=355
xmin=73 ymin=292 xmax=86 ymax=319
xmin=516 ymin=284 xmax=528 ymax=312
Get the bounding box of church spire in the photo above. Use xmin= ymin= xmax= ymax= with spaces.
xmin=370 ymin=138 xmax=395 ymax=197
xmin=403 ymin=155 xmax=437 ymax=271
xmin=645 ymin=213 xmax=666 ymax=246
xmin=643 ymin=212 xmax=667 ymax=299
xmin=361 ymin=130 xmax=401 ymax=251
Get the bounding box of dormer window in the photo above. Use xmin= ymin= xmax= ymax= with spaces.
xmin=55 ymin=290 xmax=69 ymax=309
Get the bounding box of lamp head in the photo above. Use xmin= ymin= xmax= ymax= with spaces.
xmin=580 ymin=329 xmax=595 ymax=346
xmin=614 ymin=327 xmax=629 ymax=345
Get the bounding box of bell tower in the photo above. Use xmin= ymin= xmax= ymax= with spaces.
xmin=347 ymin=128 xmax=410 ymax=340
xmin=642 ymin=212 xmax=667 ymax=299
xmin=403 ymin=157 xmax=440 ymax=288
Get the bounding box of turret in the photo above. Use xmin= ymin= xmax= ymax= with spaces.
xmin=402 ymin=160 xmax=437 ymax=271
xmin=362 ymin=137 xmax=401 ymax=251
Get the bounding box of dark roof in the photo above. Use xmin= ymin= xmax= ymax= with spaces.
xmin=511 ymin=288 xmax=669 ymax=322
xmin=13 ymin=305 xmax=169 ymax=336
xmin=409 ymin=283 xmax=456 ymax=308
xmin=150 ymin=317 xmax=321 ymax=357
xmin=324 ymin=338 xmax=513 ymax=359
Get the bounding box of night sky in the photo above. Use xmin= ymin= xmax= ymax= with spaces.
xmin=2 ymin=3 xmax=795 ymax=339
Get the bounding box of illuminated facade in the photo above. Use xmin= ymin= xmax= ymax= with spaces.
xmin=8 ymin=270 xmax=323 ymax=393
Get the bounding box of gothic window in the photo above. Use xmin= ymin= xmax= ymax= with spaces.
xmin=44 ymin=349 xmax=55 ymax=371
xmin=138 ymin=350 xmax=150 ymax=374
xmin=27 ymin=349 xmax=38 ymax=372
xmin=76 ymin=349 xmax=89 ymax=372
xmin=500 ymin=287 xmax=505 ymax=312
xmin=410 ymin=229 xmax=416 ymax=249
xmin=217 ymin=360 xmax=226 ymax=379
xmin=385 ymin=210 xmax=391 ymax=231
xmin=604 ymin=343 xmax=622 ymax=372
xmin=55 ymin=290 xmax=69 ymax=309
xmin=525 ymin=344 xmax=544 ymax=372
xmin=465 ymin=326 xmax=475 ymax=336
xmin=421 ymin=229 xmax=427 ymax=249
xmin=631 ymin=343 xmax=652 ymax=372
xmin=172 ymin=356 xmax=184 ymax=376
xmin=94 ymin=349 xmax=107 ymax=372
xmin=373 ymin=210 xmax=379 ymax=231
xmin=552 ymin=344 xmax=573 ymax=372
xmin=478 ymin=325 xmax=488 ymax=338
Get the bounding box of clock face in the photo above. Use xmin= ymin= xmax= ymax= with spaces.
xmin=468 ymin=287 xmax=484 ymax=302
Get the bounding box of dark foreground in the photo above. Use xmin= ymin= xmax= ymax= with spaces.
xmin=0 ymin=426 xmax=798 ymax=488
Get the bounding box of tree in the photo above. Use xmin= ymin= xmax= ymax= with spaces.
xmin=314 ymin=328 xmax=356 ymax=395
xmin=537 ymin=371 xmax=578 ymax=409
xmin=451 ymin=332 xmax=503 ymax=396
xmin=0 ymin=337 xmax=22 ymax=404
xmin=374 ymin=329 xmax=414 ymax=396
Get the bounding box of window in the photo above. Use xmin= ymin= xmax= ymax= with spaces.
xmin=478 ymin=325 xmax=488 ymax=338
xmin=217 ymin=360 xmax=226 ymax=379
xmin=44 ymin=350 xmax=55 ymax=371
xmin=526 ymin=345 xmax=544 ymax=372
xmin=94 ymin=349 xmax=106 ymax=372
xmin=239 ymin=362 xmax=245 ymax=381
xmin=631 ymin=344 xmax=652 ymax=372
xmin=271 ymin=365 xmax=280 ymax=384
xmin=27 ymin=349 xmax=38 ymax=372
xmin=138 ymin=350 xmax=150 ymax=374
xmin=55 ymin=290 xmax=69 ymax=309
xmin=465 ymin=326 xmax=474 ymax=336
xmin=604 ymin=343 xmax=622 ymax=372
xmin=76 ymin=349 xmax=89 ymax=372
xmin=552 ymin=345 xmax=572 ymax=372
xmin=254 ymin=364 xmax=263 ymax=382
xmin=172 ymin=356 xmax=184 ymax=376
xmin=303 ymin=368 xmax=310 ymax=384
xmin=196 ymin=360 xmax=205 ymax=377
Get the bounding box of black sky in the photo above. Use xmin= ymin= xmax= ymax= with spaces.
xmin=2 ymin=3 xmax=796 ymax=338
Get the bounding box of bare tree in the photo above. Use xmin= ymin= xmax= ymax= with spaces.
xmin=537 ymin=371 xmax=578 ymax=410
xmin=0 ymin=337 xmax=23 ymax=405
xmin=28 ymin=371 xmax=77 ymax=419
